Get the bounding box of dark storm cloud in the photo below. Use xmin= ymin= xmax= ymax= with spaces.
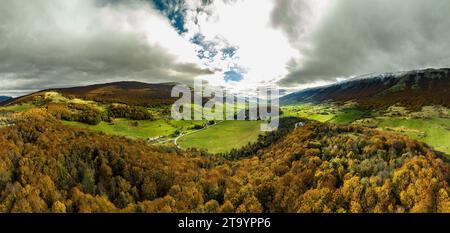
xmin=0 ymin=0 xmax=211 ymax=96
xmin=276 ymin=0 xmax=450 ymax=86
xmin=270 ymin=0 xmax=317 ymax=45
xmin=98 ymin=0 xmax=192 ymax=34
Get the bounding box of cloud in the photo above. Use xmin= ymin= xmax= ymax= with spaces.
xmin=150 ymin=0 xmax=188 ymax=33
xmin=183 ymin=0 xmax=300 ymax=90
xmin=276 ymin=0 xmax=450 ymax=87
xmin=0 ymin=0 xmax=211 ymax=96
xmin=270 ymin=0 xmax=327 ymax=47
xmin=5 ymin=0 xmax=447 ymax=95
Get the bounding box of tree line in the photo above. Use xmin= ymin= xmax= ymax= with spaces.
xmin=46 ymin=102 xmax=154 ymax=125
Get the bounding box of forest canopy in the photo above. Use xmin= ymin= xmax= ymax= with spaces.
xmin=0 ymin=109 xmax=448 ymax=213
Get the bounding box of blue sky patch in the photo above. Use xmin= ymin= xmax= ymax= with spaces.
xmin=221 ymin=46 xmax=238 ymax=59
xmin=191 ymin=33 xmax=219 ymax=60
xmin=224 ymin=69 xmax=244 ymax=82
xmin=151 ymin=0 xmax=187 ymax=33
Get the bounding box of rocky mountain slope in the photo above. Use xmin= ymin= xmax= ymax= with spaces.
xmin=281 ymin=68 xmax=450 ymax=110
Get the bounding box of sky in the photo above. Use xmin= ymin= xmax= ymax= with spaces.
xmin=1 ymin=0 xmax=450 ymax=97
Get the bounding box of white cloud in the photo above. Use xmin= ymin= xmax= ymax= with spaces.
xmin=5 ymin=0 xmax=445 ymax=96
xmin=183 ymin=0 xmax=300 ymax=90
xmin=276 ymin=0 xmax=450 ymax=87
xmin=0 ymin=0 xmax=210 ymax=96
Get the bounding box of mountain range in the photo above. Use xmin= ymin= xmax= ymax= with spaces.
xmin=281 ymin=68 xmax=450 ymax=110
xmin=1 ymin=82 xmax=179 ymax=107
xmin=2 ymin=68 xmax=450 ymax=111
xmin=0 ymin=96 xmax=12 ymax=103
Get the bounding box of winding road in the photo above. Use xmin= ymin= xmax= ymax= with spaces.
xmin=154 ymin=120 xmax=225 ymax=148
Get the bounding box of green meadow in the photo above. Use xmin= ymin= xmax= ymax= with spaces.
xmin=282 ymin=104 xmax=372 ymax=124
xmin=330 ymin=109 xmax=373 ymax=124
xmin=377 ymin=117 xmax=450 ymax=155
xmin=282 ymin=103 xmax=450 ymax=156
xmin=177 ymin=120 xmax=264 ymax=154
xmin=62 ymin=118 xmax=210 ymax=139
xmin=62 ymin=119 xmax=177 ymax=139
xmin=0 ymin=103 xmax=35 ymax=112
xmin=4 ymin=91 xmax=449 ymax=156
xmin=282 ymin=104 xmax=336 ymax=122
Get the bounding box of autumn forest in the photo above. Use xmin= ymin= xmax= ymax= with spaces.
xmin=0 ymin=107 xmax=448 ymax=213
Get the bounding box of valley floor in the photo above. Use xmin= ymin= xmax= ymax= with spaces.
xmin=2 ymin=91 xmax=450 ymax=156
xmin=177 ymin=120 xmax=263 ymax=154
xmin=0 ymin=92 xmax=265 ymax=154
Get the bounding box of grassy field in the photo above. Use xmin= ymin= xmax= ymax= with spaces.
xmin=282 ymin=104 xmax=378 ymax=124
xmin=300 ymin=113 xmax=334 ymax=122
xmin=330 ymin=109 xmax=369 ymax=124
xmin=168 ymin=119 xmax=207 ymax=131
xmin=62 ymin=119 xmax=177 ymax=139
xmin=377 ymin=117 xmax=450 ymax=155
xmin=62 ymin=118 xmax=210 ymax=139
xmin=0 ymin=103 xmax=35 ymax=112
xmin=7 ymin=93 xmax=449 ymax=156
xmin=282 ymin=104 xmax=336 ymax=122
xmin=283 ymin=103 xmax=450 ymax=156
xmin=177 ymin=120 xmax=264 ymax=154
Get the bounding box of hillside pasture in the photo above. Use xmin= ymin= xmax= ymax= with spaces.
xmin=177 ymin=120 xmax=264 ymax=154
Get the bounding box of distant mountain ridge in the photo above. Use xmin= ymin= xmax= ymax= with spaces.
xmin=281 ymin=68 xmax=450 ymax=110
xmin=1 ymin=81 xmax=181 ymax=107
xmin=53 ymin=81 xmax=180 ymax=106
xmin=0 ymin=96 xmax=12 ymax=103
xmin=4 ymin=68 xmax=450 ymax=110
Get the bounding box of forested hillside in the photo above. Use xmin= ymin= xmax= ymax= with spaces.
xmin=282 ymin=68 xmax=450 ymax=110
xmin=1 ymin=82 xmax=179 ymax=107
xmin=0 ymin=109 xmax=448 ymax=213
